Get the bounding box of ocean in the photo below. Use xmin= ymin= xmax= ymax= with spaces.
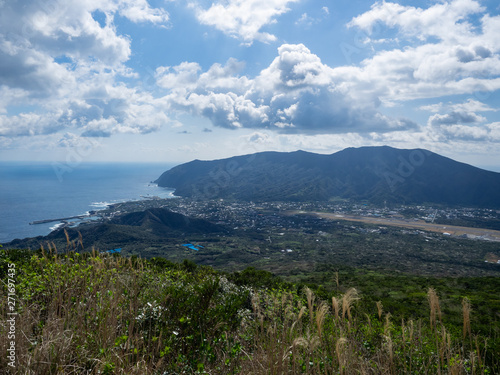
xmin=0 ymin=162 xmax=176 ymax=243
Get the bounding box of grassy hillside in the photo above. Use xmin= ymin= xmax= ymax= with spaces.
xmin=1 ymin=247 xmax=499 ymax=374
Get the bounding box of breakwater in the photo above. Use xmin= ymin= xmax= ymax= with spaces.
xmin=29 ymin=215 xmax=89 ymax=225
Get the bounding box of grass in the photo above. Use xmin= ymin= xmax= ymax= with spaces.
xmin=0 ymin=247 xmax=499 ymax=374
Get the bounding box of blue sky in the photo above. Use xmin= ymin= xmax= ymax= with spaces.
xmin=1 ymin=0 xmax=500 ymax=171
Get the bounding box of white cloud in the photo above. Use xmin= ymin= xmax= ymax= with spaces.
xmin=295 ymin=13 xmax=314 ymax=27
xmin=0 ymin=111 xmax=69 ymax=137
xmin=156 ymin=62 xmax=202 ymax=91
xmin=419 ymin=99 xmax=497 ymax=113
xmin=245 ymin=131 xmax=272 ymax=144
xmin=295 ymin=7 xmax=330 ymax=27
xmin=194 ymin=0 xmax=300 ymax=44
xmin=81 ymin=117 xmax=119 ymax=137
xmin=0 ymin=0 xmax=171 ymax=139
xmin=158 ymin=44 xmax=417 ymax=134
xmin=341 ymin=0 xmax=500 ymax=102
xmin=434 ymin=122 xmax=500 ymax=142
xmin=198 ymin=59 xmax=250 ymax=92
xmin=349 ymin=0 xmax=484 ymax=42
xmin=256 ymin=44 xmax=336 ymax=90
xmin=115 ymin=0 xmax=169 ymax=24
xmin=419 ymin=98 xmax=499 ymax=143
xmin=428 ymin=111 xmax=486 ymax=126
xmin=2 ymin=0 xmax=499 ymax=162
xmin=157 ymin=59 xmax=251 ymax=94
xmin=0 ymin=86 xmax=29 ymax=113
xmin=421 ymin=99 xmax=500 ymax=143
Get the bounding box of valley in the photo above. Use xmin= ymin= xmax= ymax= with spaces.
xmin=5 ymin=197 xmax=500 ymax=279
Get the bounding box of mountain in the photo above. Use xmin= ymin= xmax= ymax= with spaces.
xmin=4 ymin=208 xmax=228 ymax=251
xmin=156 ymin=146 xmax=500 ymax=207
xmin=110 ymin=207 xmax=225 ymax=234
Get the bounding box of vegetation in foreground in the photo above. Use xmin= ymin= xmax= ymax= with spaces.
xmin=1 ymin=247 xmax=499 ymax=374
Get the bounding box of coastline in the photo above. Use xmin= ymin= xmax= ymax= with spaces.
xmin=32 ymin=192 xmax=177 ymax=235
xmin=1 ymin=193 xmax=178 ymax=245
xmin=0 ymin=162 xmax=178 ymax=244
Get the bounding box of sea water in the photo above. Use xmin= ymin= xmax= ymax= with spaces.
xmin=0 ymin=162 xmax=176 ymax=243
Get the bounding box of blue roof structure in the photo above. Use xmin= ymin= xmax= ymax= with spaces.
xmin=182 ymin=243 xmax=200 ymax=251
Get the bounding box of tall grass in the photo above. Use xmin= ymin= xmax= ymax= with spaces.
xmin=427 ymin=287 xmax=442 ymax=332
xmin=462 ymin=297 xmax=472 ymax=340
xmin=0 ymin=249 xmax=497 ymax=374
xmin=242 ymin=286 xmax=493 ymax=375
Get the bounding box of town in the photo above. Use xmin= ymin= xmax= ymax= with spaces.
xmin=94 ymin=197 xmax=500 ymax=242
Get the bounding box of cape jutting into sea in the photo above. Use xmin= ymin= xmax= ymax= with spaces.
xmin=0 ymin=162 xmax=175 ymax=243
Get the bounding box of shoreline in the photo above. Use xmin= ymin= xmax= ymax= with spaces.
xmin=1 ymin=195 xmax=184 ymax=248
xmin=2 ymin=192 xmax=177 ymax=245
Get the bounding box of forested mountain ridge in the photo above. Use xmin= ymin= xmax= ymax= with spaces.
xmin=156 ymin=146 xmax=500 ymax=207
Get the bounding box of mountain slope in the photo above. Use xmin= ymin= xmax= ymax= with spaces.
xmin=155 ymin=146 xmax=500 ymax=207
xmin=110 ymin=207 xmax=225 ymax=234
xmin=4 ymin=208 xmax=228 ymax=251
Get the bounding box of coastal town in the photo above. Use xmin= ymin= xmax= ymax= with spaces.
xmin=68 ymin=197 xmax=500 ymax=243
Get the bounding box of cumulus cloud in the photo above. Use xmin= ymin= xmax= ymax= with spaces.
xmin=428 ymin=111 xmax=486 ymax=126
xmin=256 ymin=44 xmax=335 ymax=90
xmin=348 ymin=0 xmax=484 ymax=41
xmin=420 ymin=98 xmax=499 ymax=143
xmin=0 ymin=86 xmax=28 ymax=113
xmin=435 ymin=122 xmax=500 ymax=142
xmin=0 ymin=0 xmax=171 ymax=139
xmin=78 ymin=85 xmax=169 ymax=137
xmin=420 ymin=99 xmax=496 ymax=113
xmin=158 ymin=43 xmax=416 ymax=134
xmin=115 ymin=0 xmax=169 ymax=24
xmin=415 ymin=98 xmax=500 ymax=143
xmin=341 ymin=0 xmax=500 ymax=102
xmin=246 ymin=131 xmax=272 ymax=144
xmin=57 ymin=132 xmax=90 ymax=148
xmin=194 ymin=0 xmax=300 ymax=44
xmin=0 ymin=113 xmax=58 ymax=137
xmin=157 ymin=59 xmax=250 ymax=94
xmin=0 ymin=0 xmax=141 ymax=86
xmin=422 ymin=104 xmax=500 ymax=143
xmin=2 ymin=0 xmax=499 ymax=156
xmin=156 ymin=62 xmax=202 ymax=91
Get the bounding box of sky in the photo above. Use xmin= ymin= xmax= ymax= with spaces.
xmin=1 ymin=0 xmax=500 ymax=171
